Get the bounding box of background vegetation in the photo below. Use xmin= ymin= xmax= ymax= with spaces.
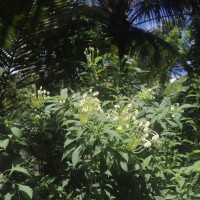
xmin=0 ymin=0 xmax=200 ymax=199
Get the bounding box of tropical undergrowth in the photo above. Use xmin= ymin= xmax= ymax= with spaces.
xmin=0 ymin=49 xmax=199 ymax=200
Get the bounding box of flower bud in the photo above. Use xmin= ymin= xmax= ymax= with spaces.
xmin=152 ymin=134 xmax=159 ymax=141
xmin=144 ymin=141 xmax=151 ymax=148
xmin=143 ymin=127 xmax=149 ymax=132
xmin=117 ymin=126 xmax=122 ymax=131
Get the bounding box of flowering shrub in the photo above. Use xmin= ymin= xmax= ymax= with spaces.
xmin=0 ymin=85 xmax=199 ymax=199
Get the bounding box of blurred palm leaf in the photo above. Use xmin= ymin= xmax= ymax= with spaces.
xmin=85 ymin=0 xmax=200 ymax=71
xmin=0 ymin=0 xmax=95 ymax=112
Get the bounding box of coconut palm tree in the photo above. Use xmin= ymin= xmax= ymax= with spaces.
xmin=0 ymin=0 xmax=94 ymax=112
xmin=84 ymin=0 xmax=200 ymax=72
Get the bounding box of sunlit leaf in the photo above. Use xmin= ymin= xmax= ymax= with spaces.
xmin=9 ymin=165 xmax=30 ymax=176
xmin=72 ymin=145 xmax=82 ymax=168
xmin=4 ymin=193 xmax=13 ymax=200
xmin=18 ymin=184 xmax=33 ymax=199
xmin=0 ymin=139 xmax=9 ymax=150
xmin=11 ymin=127 xmax=22 ymax=138
xmin=142 ymin=155 xmax=152 ymax=169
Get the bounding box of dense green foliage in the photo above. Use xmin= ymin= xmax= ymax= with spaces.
xmin=0 ymin=83 xmax=199 ymax=199
xmin=0 ymin=0 xmax=200 ymax=200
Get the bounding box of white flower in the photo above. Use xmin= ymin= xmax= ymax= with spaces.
xmin=93 ymin=91 xmax=99 ymax=96
xmin=144 ymin=140 xmax=151 ymax=148
xmin=132 ymin=116 xmax=136 ymax=121
xmin=126 ymin=124 xmax=129 ymax=129
xmin=82 ymin=106 xmax=89 ymax=113
xmin=152 ymin=134 xmax=159 ymax=141
xmin=83 ymin=93 xmax=87 ymax=98
xmin=139 ymin=121 xmax=143 ymax=127
xmin=114 ymin=104 xmax=120 ymax=109
xmin=112 ymin=116 xmax=119 ymax=121
xmin=143 ymin=127 xmax=149 ymax=132
xmin=127 ymin=103 xmax=132 ymax=109
xmin=117 ymin=126 xmax=122 ymax=131
xmin=144 ymin=133 xmax=149 ymax=138
xmin=145 ymin=121 xmax=150 ymax=127
xmin=0 ymin=173 xmax=4 ymax=180
xmin=79 ymin=99 xmax=85 ymax=106
xmin=95 ymin=105 xmax=101 ymax=111
xmin=106 ymin=114 xmax=111 ymax=119
xmin=141 ymin=137 xmax=146 ymax=142
xmin=134 ymin=110 xmax=139 ymax=116
xmin=100 ymin=108 xmax=104 ymax=113
xmin=89 ymin=88 xmax=93 ymax=92
xmin=35 ymin=114 xmax=40 ymax=119
xmin=124 ymin=116 xmax=129 ymax=121
xmin=40 ymin=86 xmax=42 ymax=90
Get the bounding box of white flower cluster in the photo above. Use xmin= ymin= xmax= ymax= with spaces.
xmin=77 ymin=92 xmax=101 ymax=113
xmin=136 ymin=88 xmax=155 ymax=100
xmin=76 ymin=90 xmax=102 ymax=124
xmin=133 ymin=117 xmax=159 ymax=149
xmin=37 ymin=86 xmax=50 ymax=100
xmin=84 ymin=47 xmax=99 ymax=66
xmin=110 ymin=102 xmax=159 ymax=150
xmin=29 ymin=85 xmax=50 ymax=109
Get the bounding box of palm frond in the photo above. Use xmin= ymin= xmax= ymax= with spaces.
xmin=131 ymin=0 xmax=200 ymax=25
xmin=0 ymin=0 xmax=89 ymax=112
xmin=129 ymin=27 xmax=192 ymax=72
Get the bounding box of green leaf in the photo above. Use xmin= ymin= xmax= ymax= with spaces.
xmin=165 ymin=193 xmax=177 ymax=199
xmin=94 ymin=56 xmax=101 ymax=64
xmin=176 ymin=177 xmax=185 ymax=189
xmin=62 ymin=180 xmax=69 ymax=188
xmin=61 ymin=147 xmax=76 ymax=161
xmin=193 ymin=161 xmax=200 ymax=171
xmin=11 ymin=127 xmax=22 ymax=138
xmin=105 ymin=130 xmax=121 ymax=139
xmin=64 ymin=139 xmax=76 ymax=147
xmin=120 ymin=161 xmax=128 ymax=172
xmin=165 ymin=119 xmax=178 ymax=128
xmin=0 ymin=67 xmax=6 ymax=75
xmin=105 ymin=170 xmax=112 ymax=176
xmin=19 ymin=149 xmax=29 ymax=160
xmin=72 ymin=145 xmax=82 ymax=168
xmin=142 ymin=155 xmax=152 ymax=169
xmin=60 ymin=88 xmax=68 ymax=97
xmin=179 ymin=104 xmax=193 ymax=109
xmin=119 ymin=151 xmax=129 ymax=163
xmin=4 ymin=193 xmax=13 ymax=200
xmin=188 ymin=150 xmax=200 ymax=160
xmin=160 ymin=121 xmax=167 ymax=130
xmin=9 ymin=165 xmax=30 ymax=176
xmin=157 ymin=110 xmax=168 ymax=121
xmin=18 ymin=184 xmax=33 ymax=199
xmin=174 ymin=118 xmax=183 ymax=129
xmin=184 ymin=165 xmax=194 ymax=175
xmin=0 ymin=139 xmax=9 ymax=150
xmin=145 ymin=173 xmax=151 ymax=182
xmin=93 ymin=146 xmax=102 ymax=157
